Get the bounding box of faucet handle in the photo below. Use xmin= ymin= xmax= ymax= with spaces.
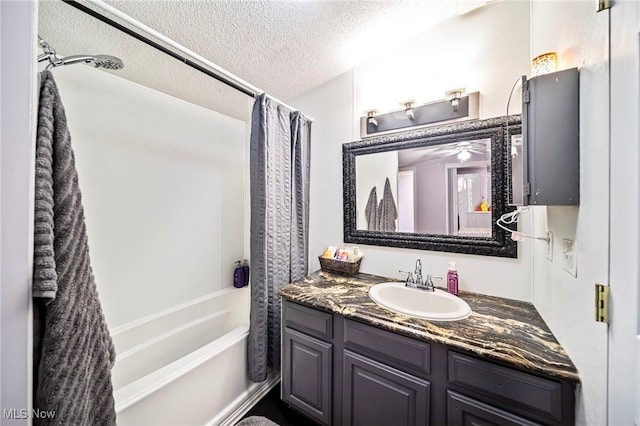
xmin=425 ymin=275 xmax=442 ymax=287
xmin=399 ymin=270 xmax=414 ymax=285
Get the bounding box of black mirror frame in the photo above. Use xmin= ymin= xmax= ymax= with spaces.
xmin=343 ymin=115 xmax=520 ymax=258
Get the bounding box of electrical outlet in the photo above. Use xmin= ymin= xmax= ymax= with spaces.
xmin=546 ymin=231 xmax=553 ymax=261
xmin=562 ymin=238 xmax=577 ymax=277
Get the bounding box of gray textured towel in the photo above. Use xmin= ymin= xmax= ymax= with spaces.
xmin=364 ymin=186 xmax=378 ymax=231
xmin=32 ymin=71 xmax=116 ymax=426
xmin=378 ymin=177 xmax=398 ymax=232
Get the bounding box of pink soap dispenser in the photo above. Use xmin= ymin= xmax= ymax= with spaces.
xmin=447 ymin=261 xmax=459 ymax=296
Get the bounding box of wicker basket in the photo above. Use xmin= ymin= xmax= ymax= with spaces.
xmin=318 ymin=256 xmax=362 ymax=277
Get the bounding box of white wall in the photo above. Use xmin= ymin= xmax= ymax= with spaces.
xmin=1 ymin=1 xmax=37 ymax=423
xmin=294 ymin=70 xmax=356 ymax=277
xmin=51 ymin=65 xmax=247 ymax=329
xmin=294 ymin=0 xmax=533 ymax=301
xmin=529 ymin=1 xmax=610 ymax=424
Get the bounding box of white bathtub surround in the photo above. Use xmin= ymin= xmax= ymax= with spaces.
xmin=111 ymin=287 xmax=248 ymax=390
xmin=51 ymin=65 xmax=248 ymax=329
xmin=47 ymin=63 xmax=255 ymax=425
xmin=112 ymin=287 xmax=266 ymax=426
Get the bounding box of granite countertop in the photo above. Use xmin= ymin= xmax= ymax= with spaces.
xmin=280 ymin=270 xmax=579 ymax=383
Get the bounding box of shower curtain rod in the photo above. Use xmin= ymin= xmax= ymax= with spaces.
xmin=61 ymin=0 xmax=307 ymax=116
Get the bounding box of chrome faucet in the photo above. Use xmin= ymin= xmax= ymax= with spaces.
xmin=400 ymin=259 xmax=441 ymax=291
xmin=414 ymin=259 xmax=423 ymax=287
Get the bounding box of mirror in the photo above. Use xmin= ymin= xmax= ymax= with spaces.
xmin=343 ymin=116 xmax=520 ymax=258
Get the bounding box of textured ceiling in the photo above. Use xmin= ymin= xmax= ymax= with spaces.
xmin=38 ymin=0 xmax=487 ymax=121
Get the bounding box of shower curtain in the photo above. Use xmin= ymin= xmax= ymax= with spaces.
xmin=248 ymin=94 xmax=311 ymax=382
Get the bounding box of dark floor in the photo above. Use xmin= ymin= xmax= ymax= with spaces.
xmin=240 ymin=384 xmax=318 ymax=426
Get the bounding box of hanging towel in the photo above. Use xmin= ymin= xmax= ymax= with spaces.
xmin=32 ymin=71 xmax=116 ymax=426
xmin=364 ymin=186 xmax=379 ymax=231
xmin=378 ymin=177 xmax=398 ymax=232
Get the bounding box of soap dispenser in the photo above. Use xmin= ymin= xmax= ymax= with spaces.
xmin=233 ymin=261 xmax=245 ymax=288
xmin=447 ymin=262 xmax=459 ymax=296
xmin=242 ymin=259 xmax=250 ymax=287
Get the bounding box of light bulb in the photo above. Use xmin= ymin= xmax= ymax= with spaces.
xmin=457 ymin=149 xmax=471 ymax=162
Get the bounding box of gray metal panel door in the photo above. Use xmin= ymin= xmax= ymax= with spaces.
xmin=526 ymin=67 xmax=580 ymax=205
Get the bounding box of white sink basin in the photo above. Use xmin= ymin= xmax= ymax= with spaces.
xmin=369 ymin=282 xmax=471 ymax=321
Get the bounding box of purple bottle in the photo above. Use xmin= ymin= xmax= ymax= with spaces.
xmin=242 ymin=259 xmax=250 ymax=287
xmin=233 ymin=261 xmax=245 ymax=288
xmin=447 ymin=261 xmax=459 ymax=296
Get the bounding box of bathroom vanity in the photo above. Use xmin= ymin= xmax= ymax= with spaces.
xmin=279 ymin=271 xmax=578 ymax=426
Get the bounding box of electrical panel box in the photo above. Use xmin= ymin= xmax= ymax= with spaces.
xmin=510 ymin=68 xmax=580 ymax=206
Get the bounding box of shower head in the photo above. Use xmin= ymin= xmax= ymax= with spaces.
xmin=42 ymin=53 xmax=125 ymax=71
xmin=93 ymin=55 xmax=124 ymax=70
xmin=38 ymin=36 xmax=125 ymax=71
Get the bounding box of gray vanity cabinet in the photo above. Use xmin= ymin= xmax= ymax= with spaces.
xmin=282 ymin=302 xmax=334 ymax=425
xmin=447 ymin=391 xmax=541 ymax=426
xmin=343 ymin=350 xmax=430 ymax=426
xmin=282 ymin=328 xmax=332 ymax=425
xmin=281 ymin=299 xmax=575 ymax=426
xmin=341 ymin=318 xmax=433 ymax=425
xmin=446 ymin=351 xmax=571 ymax=425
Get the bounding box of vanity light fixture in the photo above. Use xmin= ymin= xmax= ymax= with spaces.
xmin=445 ymin=88 xmax=465 ymax=112
xmin=360 ymin=91 xmax=479 ymax=138
xmin=531 ymin=52 xmax=558 ymax=76
xmin=401 ymin=100 xmax=416 ymax=120
xmin=365 ymin=109 xmax=379 ymax=127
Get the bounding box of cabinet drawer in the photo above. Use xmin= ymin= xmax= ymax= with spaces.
xmin=447 ymin=390 xmax=542 ymax=426
xmin=283 ymin=300 xmax=333 ymax=340
xmin=344 ymin=319 xmax=430 ymax=375
xmin=448 ymin=352 xmax=562 ymax=422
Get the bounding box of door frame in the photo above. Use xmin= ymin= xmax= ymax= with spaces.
xmin=0 ymin=1 xmax=37 ymax=423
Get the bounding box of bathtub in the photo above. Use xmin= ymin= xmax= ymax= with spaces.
xmin=111 ymin=286 xmax=278 ymax=425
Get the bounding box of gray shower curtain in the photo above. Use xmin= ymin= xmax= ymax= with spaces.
xmin=248 ymin=94 xmax=311 ymax=382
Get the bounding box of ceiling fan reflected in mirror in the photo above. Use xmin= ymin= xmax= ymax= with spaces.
xmin=453 ymin=141 xmax=488 ymax=162
xmin=456 ymin=142 xmax=472 ymax=161
xmin=397 ymin=139 xmax=490 ymax=167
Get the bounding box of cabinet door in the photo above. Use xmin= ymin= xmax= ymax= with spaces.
xmin=343 ymin=350 xmax=430 ymax=426
xmin=447 ymin=391 xmax=542 ymax=426
xmin=282 ymin=327 xmax=332 ymax=425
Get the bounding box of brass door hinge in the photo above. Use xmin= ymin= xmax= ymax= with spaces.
xmin=597 ymin=0 xmax=611 ymax=12
xmin=595 ymin=283 xmax=610 ymax=324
